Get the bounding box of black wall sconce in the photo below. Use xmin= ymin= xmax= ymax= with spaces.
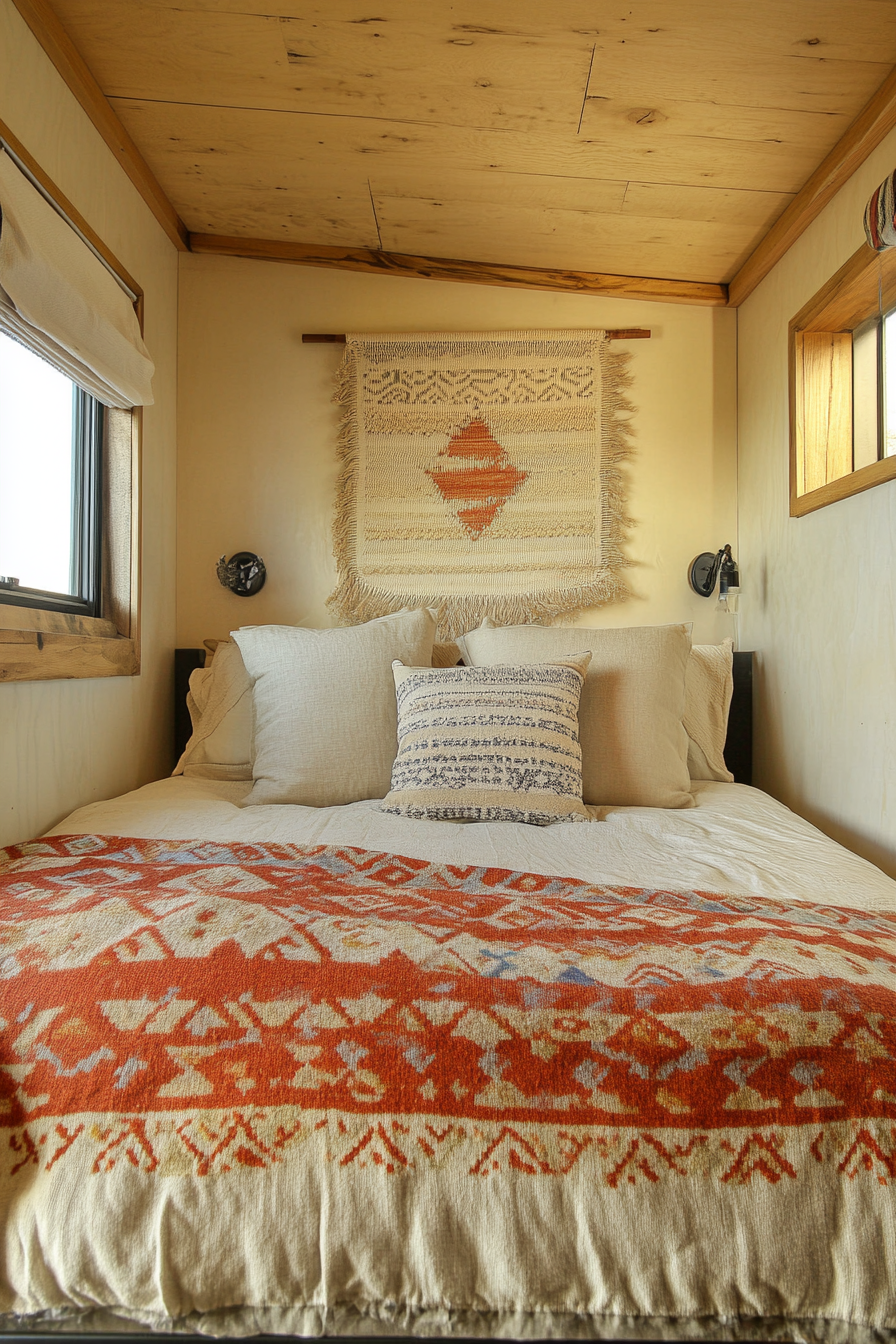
xmin=689 ymin=544 xmax=740 ymax=609
xmin=216 ymin=551 xmax=266 ymax=597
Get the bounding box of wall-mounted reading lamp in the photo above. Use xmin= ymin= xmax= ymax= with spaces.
xmin=688 ymin=544 xmax=740 ymax=610
xmin=217 ymin=551 xmax=266 ymax=597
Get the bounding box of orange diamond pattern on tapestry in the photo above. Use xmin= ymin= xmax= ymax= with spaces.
xmin=426 ymin=418 xmax=527 ymax=539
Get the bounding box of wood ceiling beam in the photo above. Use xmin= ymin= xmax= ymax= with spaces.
xmin=728 ymin=65 xmax=896 ymax=309
xmin=188 ymin=234 xmax=729 ymax=307
xmin=9 ymin=0 xmax=189 ymax=251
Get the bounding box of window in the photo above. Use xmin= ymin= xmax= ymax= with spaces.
xmin=790 ymin=242 xmax=896 ymax=516
xmin=0 ymin=332 xmax=103 ymax=616
xmin=0 ymin=119 xmax=150 ymax=682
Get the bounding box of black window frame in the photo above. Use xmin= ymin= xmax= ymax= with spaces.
xmin=0 ymin=380 xmax=104 ymax=618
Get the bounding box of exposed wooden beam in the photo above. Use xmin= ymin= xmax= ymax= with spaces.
xmin=189 ymin=234 xmax=728 ymax=306
xmin=8 ymin=0 xmax=188 ymax=251
xmin=728 ymin=64 xmax=896 ymax=308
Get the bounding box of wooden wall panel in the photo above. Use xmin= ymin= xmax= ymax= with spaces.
xmin=371 ymin=170 xmax=630 ymax=215
xmin=794 ymin=331 xmax=853 ymax=495
xmin=374 ymin=195 xmax=759 ymax=283
xmin=620 ymin=181 xmax=794 ymax=229
xmin=47 ymin=2 xmax=595 ymax=132
xmin=103 ymin=89 xmax=852 ymax=280
xmin=108 ymin=94 xmax=834 ymax=199
xmin=730 ymin=69 xmax=896 ymax=306
xmin=173 ymin=184 xmax=381 ymax=251
xmin=40 ymin=0 xmax=896 ymax=287
xmin=580 ymin=99 xmax=850 ymax=162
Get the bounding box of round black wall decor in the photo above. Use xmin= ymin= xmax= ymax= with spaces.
xmin=216 ymin=552 xmax=267 ymax=597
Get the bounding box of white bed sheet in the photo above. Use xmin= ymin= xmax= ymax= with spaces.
xmin=47 ymin=777 xmax=896 ymax=913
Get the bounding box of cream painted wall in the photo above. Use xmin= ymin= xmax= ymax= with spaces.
xmin=0 ymin=0 xmax=178 ymax=847
xmin=738 ymin=129 xmax=896 ymax=880
xmin=177 ymin=255 xmax=737 ymax=649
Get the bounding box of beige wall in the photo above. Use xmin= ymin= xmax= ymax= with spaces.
xmin=738 ymin=129 xmax=896 ymax=880
xmin=177 ymin=255 xmax=737 ymax=648
xmin=0 ymin=0 xmax=178 ymax=847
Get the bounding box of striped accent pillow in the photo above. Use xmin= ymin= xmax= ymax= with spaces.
xmin=381 ymin=655 xmax=592 ymax=825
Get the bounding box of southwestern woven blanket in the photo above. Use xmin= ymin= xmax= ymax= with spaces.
xmin=2 ymin=835 xmax=896 ymax=1340
xmin=329 ymin=330 xmax=633 ymax=637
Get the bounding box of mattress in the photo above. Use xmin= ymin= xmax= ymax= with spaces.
xmin=0 ymin=780 xmax=893 ymax=1342
xmin=47 ymin=775 xmax=896 ymax=912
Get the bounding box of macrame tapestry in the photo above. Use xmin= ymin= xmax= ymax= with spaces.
xmin=328 ymin=329 xmax=634 ymax=637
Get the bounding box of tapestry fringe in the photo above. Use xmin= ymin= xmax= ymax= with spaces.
xmin=328 ymin=335 xmax=635 ymax=640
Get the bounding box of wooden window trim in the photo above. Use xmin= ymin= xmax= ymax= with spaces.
xmin=790 ymin=241 xmax=896 ymax=517
xmin=0 ymin=118 xmax=142 ymax=683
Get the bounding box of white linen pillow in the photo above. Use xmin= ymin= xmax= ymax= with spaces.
xmin=456 ymin=620 xmax=692 ymax=809
xmin=233 ymin=608 xmax=436 ymax=807
xmin=172 ymin=627 xmax=457 ymax=784
xmin=173 ymin=639 xmax=253 ymax=781
xmin=684 ymin=640 xmax=735 ymax=783
xmin=381 ymin=655 xmax=592 ymax=825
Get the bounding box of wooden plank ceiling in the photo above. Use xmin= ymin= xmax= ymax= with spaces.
xmin=46 ymin=0 xmax=896 ymax=285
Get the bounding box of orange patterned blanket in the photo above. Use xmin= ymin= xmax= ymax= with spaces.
xmin=2 ymin=834 xmax=896 ymax=1338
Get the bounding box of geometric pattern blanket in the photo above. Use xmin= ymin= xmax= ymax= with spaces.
xmin=2 ymin=835 xmax=896 ymax=1340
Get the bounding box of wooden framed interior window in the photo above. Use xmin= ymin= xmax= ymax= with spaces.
xmin=790 ymin=240 xmax=896 ymax=516
xmin=0 ymin=118 xmax=141 ymax=683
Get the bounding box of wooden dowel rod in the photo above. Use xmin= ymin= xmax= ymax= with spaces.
xmin=301 ymin=328 xmax=650 ymax=343
xmin=604 ymin=328 xmax=651 ymax=340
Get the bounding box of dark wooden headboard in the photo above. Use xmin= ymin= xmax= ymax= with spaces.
xmin=173 ymin=646 xmax=205 ymax=764
xmin=174 ymin=647 xmax=755 ymax=787
xmin=726 ymin=651 xmax=753 ymax=787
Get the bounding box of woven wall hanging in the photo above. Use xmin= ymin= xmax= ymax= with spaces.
xmin=328 ymin=329 xmax=635 ymax=638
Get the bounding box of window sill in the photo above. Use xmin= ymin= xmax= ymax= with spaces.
xmin=791 ymin=452 xmax=896 ymax=516
xmin=0 ymin=604 xmax=139 ymax=682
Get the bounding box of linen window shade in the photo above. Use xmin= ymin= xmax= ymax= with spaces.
xmin=0 ymin=149 xmax=154 ymax=408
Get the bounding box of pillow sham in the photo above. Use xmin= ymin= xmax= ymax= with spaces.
xmin=684 ymin=640 xmax=735 ymax=783
xmin=173 ymin=638 xmax=253 ymax=781
xmin=233 ymin=608 xmax=436 ymax=807
xmin=456 ymin=620 xmax=692 ymax=809
xmin=380 ymin=655 xmax=592 ymax=825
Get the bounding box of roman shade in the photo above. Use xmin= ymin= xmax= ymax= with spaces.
xmin=0 ymin=148 xmax=154 ymax=408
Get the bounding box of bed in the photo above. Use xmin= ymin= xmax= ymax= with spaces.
xmin=2 ymin=636 xmax=896 ymax=1344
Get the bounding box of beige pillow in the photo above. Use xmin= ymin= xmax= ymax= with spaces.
xmin=173 ymin=639 xmax=253 ymax=781
xmin=233 ymin=609 xmax=436 ymax=807
xmin=432 ymin=640 xmax=462 ymax=668
xmin=456 ymin=620 xmax=692 ymax=809
xmin=381 ymin=656 xmax=592 ymax=825
xmin=684 ymin=641 xmax=735 ymax=782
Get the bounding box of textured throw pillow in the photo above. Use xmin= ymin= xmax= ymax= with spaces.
xmin=173 ymin=639 xmax=253 ymax=781
xmin=456 ymin=620 xmax=692 ymax=809
xmin=380 ymin=655 xmax=592 ymax=825
xmin=684 ymin=640 xmax=735 ymax=782
xmin=233 ymin=608 xmax=436 ymax=807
